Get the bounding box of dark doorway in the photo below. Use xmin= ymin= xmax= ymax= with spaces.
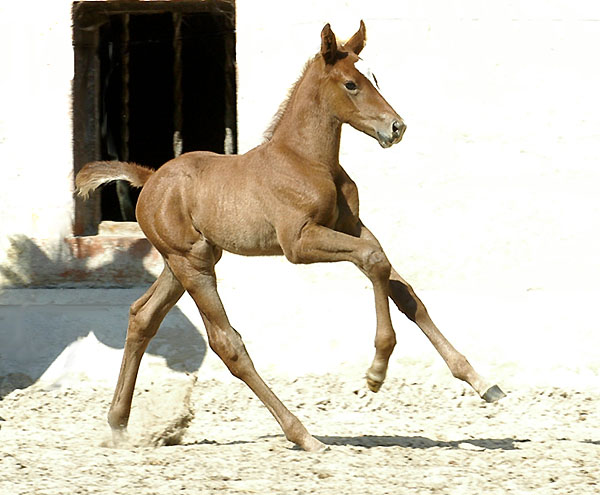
xmin=72 ymin=1 xmax=236 ymax=233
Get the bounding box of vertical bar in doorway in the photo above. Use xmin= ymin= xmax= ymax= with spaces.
xmin=115 ymin=13 xmax=135 ymax=221
xmin=172 ymin=12 xmax=183 ymax=158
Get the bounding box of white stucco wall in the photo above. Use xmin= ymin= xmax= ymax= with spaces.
xmin=0 ymin=0 xmax=76 ymax=288
xmin=0 ymin=0 xmax=75 ymax=242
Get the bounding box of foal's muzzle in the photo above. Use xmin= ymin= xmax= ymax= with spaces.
xmin=377 ymin=119 xmax=406 ymax=148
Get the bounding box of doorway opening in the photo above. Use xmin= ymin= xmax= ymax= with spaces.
xmin=72 ymin=1 xmax=236 ymax=234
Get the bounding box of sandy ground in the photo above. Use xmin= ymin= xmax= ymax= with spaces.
xmin=1 ymin=362 xmax=598 ymax=495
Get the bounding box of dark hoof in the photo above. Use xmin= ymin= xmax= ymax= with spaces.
xmin=482 ymin=385 xmax=506 ymax=403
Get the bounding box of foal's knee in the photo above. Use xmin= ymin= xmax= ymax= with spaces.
xmin=360 ymin=246 xmax=391 ymax=281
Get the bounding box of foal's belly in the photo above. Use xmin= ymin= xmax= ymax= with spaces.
xmin=205 ymin=218 xmax=284 ymax=257
xmin=190 ymin=196 xmax=284 ymax=257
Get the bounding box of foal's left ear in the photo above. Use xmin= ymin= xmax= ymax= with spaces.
xmin=344 ymin=20 xmax=367 ymax=56
xmin=321 ymin=23 xmax=339 ymax=65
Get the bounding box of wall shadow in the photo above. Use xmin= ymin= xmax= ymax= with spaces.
xmin=0 ymin=235 xmax=207 ymax=397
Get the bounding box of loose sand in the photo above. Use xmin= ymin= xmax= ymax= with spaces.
xmin=1 ymin=361 xmax=598 ymax=494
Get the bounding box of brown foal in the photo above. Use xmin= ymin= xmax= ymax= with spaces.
xmin=76 ymin=22 xmax=505 ymax=452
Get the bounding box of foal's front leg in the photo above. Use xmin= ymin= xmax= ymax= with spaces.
xmin=359 ymin=223 xmax=505 ymax=402
xmin=283 ymin=223 xmax=397 ymax=392
xmin=387 ymin=268 xmax=506 ymax=402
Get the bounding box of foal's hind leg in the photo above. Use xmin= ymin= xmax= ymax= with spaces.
xmin=167 ymin=247 xmax=325 ymax=452
xmin=108 ymin=262 xmax=185 ymax=441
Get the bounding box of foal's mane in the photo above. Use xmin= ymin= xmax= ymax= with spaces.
xmin=262 ymin=56 xmax=318 ymax=142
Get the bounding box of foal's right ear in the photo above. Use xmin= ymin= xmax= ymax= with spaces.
xmin=321 ymin=23 xmax=338 ymax=65
xmin=344 ymin=20 xmax=367 ymax=56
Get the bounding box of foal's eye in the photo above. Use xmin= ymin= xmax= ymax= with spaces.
xmin=344 ymin=81 xmax=358 ymax=91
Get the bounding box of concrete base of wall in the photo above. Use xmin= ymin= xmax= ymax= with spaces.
xmin=1 ymin=225 xmax=163 ymax=288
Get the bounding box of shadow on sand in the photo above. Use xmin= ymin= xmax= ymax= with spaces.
xmin=315 ymin=435 xmax=530 ymax=451
xmin=185 ymin=434 xmax=530 ymax=451
xmin=0 ymin=235 xmax=207 ymax=397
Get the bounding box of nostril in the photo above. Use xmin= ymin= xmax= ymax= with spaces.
xmin=392 ymin=119 xmax=406 ymax=139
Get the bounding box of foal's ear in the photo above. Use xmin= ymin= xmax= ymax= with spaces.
xmin=321 ymin=23 xmax=338 ymax=65
xmin=344 ymin=20 xmax=367 ymax=56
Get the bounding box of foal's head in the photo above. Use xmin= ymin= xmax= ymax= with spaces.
xmin=319 ymin=21 xmax=406 ymax=148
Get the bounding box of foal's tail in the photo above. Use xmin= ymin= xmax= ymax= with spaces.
xmin=75 ymin=161 xmax=154 ymax=199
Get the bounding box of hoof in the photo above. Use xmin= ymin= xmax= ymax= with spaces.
xmin=482 ymin=385 xmax=506 ymax=403
xmin=367 ymin=378 xmax=382 ymax=393
xmin=366 ymin=375 xmax=383 ymax=393
xmin=296 ymin=435 xmax=328 ymax=453
xmin=305 ymin=439 xmax=329 ymax=453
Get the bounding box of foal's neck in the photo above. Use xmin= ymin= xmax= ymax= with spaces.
xmin=269 ymin=61 xmax=342 ymax=167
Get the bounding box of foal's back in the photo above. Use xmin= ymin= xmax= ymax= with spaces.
xmin=136 ymin=148 xmax=285 ymax=257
